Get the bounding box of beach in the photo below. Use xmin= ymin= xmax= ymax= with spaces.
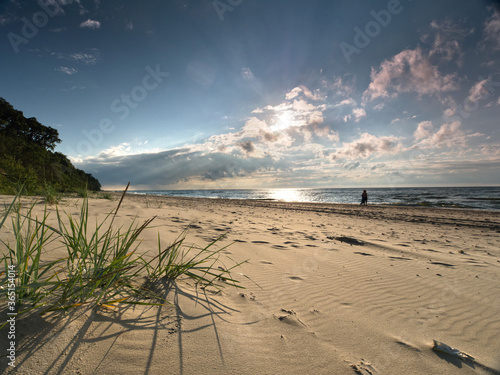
xmin=1 ymin=193 xmax=500 ymax=374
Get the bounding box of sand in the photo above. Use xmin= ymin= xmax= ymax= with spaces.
xmin=1 ymin=193 xmax=500 ymax=374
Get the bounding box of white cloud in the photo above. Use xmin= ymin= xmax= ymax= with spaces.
xmin=308 ymin=111 xmax=324 ymax=125
xmin=443 ymin=108 xmax=456 ymax=117
xmin=97 ymin=143 xmax=132 ymax=159
xmin=241 ymin=67 xmax=254 ymax=80
xmin=80 ymin=19 xmax=101 ymax=29
xmin=55 ymin=66 xmax=78 ymax=75
xmin=364 ymin=47 xmax=459 ymax=101
xmin=285 ymin=85 xmax=325 ymax=101
xmin=414 ymin=121 xmax=434 ymax=140
xmin=292 ymin=98 xmax=316 ymax=112
xmin=467 ymin=78 xmax=492 ymax=103
xmin=335 ymin=98 xmax=357 ymax=107
xmin=352 ymin=108 xmax=366 ymax=122
xmin=413 ymin=121 xmax=468 ymax=148
xmin=58 ymin=49 xmax=101 ymax=65
xmin=286 ymin=87 xmax=302 ymax=100
xmin=300 ymin=86 xmax=325 ymax=101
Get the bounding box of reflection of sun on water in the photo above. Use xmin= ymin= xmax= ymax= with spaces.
xmin=269 ymin=188 xmax=302 ymax=202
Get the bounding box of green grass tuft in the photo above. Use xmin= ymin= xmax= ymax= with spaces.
xmin=0 ymin=183 xmax=245 ymax=327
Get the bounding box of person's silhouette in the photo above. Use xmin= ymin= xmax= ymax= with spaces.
xmin=360 ymin=190 xmax=368 ymax=205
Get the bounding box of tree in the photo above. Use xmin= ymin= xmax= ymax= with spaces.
xmin=0 ymin=97 xmax=101 ymax=194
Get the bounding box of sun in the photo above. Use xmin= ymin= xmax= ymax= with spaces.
xmin=271 ymin=111 xmax=295 ymax=131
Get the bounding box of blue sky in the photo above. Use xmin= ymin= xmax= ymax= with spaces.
xmin=1 ymin=0 xmax=500 ymax=189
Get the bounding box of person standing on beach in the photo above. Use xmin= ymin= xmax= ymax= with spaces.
xmin=360 ymin=190 xmax=368 ymax=205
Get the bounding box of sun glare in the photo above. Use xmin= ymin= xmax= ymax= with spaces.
xmin=271 ymin=111 xmax=295 ymax=131
xmin=269 ymin=188 xmax=303 ymax=202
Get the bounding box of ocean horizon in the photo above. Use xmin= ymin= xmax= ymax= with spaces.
xmin=128 ymin=186 xmax=500 ymax=211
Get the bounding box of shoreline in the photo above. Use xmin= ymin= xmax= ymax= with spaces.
xmin=114 ymin=189 xmax=500 ymax=213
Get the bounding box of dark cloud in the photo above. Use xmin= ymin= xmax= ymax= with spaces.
xmin=78 ymin=148 xmax=281 ymax=187
xmin=238 ymin=140 xmax=255 ymax=154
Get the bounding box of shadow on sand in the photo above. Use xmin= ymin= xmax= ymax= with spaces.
xmin=0 ymin=279 xmax=239 ymax=375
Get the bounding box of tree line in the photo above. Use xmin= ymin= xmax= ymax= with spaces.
xmin=0 ymin=97 xmax=101 ymax=194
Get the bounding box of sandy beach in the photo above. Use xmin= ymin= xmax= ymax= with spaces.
xmin=1 ymin=193 xmax=500 ymax=375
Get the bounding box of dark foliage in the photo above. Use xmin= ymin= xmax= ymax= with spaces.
xmin=0 ymin=97 xmax=101 ymax=194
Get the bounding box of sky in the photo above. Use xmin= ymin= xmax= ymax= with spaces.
xmin=1 ymin=0 xmax=500 ymax=190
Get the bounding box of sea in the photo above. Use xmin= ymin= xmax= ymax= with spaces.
xmin=129 ymin=186 xmax=500 ymax=211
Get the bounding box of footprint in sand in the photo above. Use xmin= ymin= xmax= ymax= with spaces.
xmin=354 ymin=252 xmax=374 ymax=256
xmin=336 ymin=236 xmax=365 ymax=246
xmin=430 ymin=261 xmax=455 ymax=267
xmin=259 ymin=261 xmax=273 ymax=264
xmin=252 ymin=240 xmax=270 ymax=244
xmin=272 ymin=245 xmax=288 ymax=250
xmin=276 ymin=308 xmax=307 ymax=328
xmin=389 ymin=256 xmax=412 ymax=261
xmin=350 ymin=361 xmax=377 ymax=375
xmin=213 ymin=227 xmax=229 ymax=232
xmin=289 ymin=276 xmax=304 ymax=281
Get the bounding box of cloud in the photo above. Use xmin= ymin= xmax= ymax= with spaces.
xmin=286 ymin=87 xmax=302 ymax=100
xmin=335 ymin=98 xmax=357 ymax=107
xmin=427 ymin=19 xmax=471 ymax=64
xmin=308 ymin=111 xmax=324 ymax=126
xmin=77 ymin=148 xmax=281 ymax=188
xmin=241 ymin=67 xmax=254 ymax=80
xmin=467 ymin=78 xmax=493 ymax=103
xmin=125 ymin=20 xmax=134 ymax=31
xmin=285 ymin=85 xmax=325 ymax=101
xmin=483 ymin=7 xmax=500 ymax=50
xmin=292 ymin=98 xmax=316 ymax=112
xmin=363 ymin=47 xmax=459 ymax=101
xmin=414 ymin=121 xmax=434 ymax=141
xmin=343 ymin=108 xmax=366 ymax=123
xmin=58 ymin=49 xmax=101 ymax=65
xmin=352 ymin=108 xmax=366 ymax=122
xmin=55 ymin=66 xmax=78 ymax=75
xmin=80 ymin=19 xmax=101 ymax=29
xmin=238 ymin=140 xmax=255 ymax=154
xmin=252 ymin=90 xmax=334 ymax=142
xmin=412 ymin=121 xmax=468 ymax=148
xmin=300 ymin=86 xmax=325 ymax=101
xmin=332 ymin=133 xmax=403 ymax=160
xmin=322 ymin=75 xmax=356 ymax=97
xmin=344 ymin=161 xmax=360 ymax=170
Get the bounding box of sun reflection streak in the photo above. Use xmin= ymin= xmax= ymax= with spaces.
xmin=268 ymin=188 xmax=304 ymax=202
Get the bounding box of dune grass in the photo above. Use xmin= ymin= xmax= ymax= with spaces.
xmin=0 ymin=184 xmax=244 ymax=328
